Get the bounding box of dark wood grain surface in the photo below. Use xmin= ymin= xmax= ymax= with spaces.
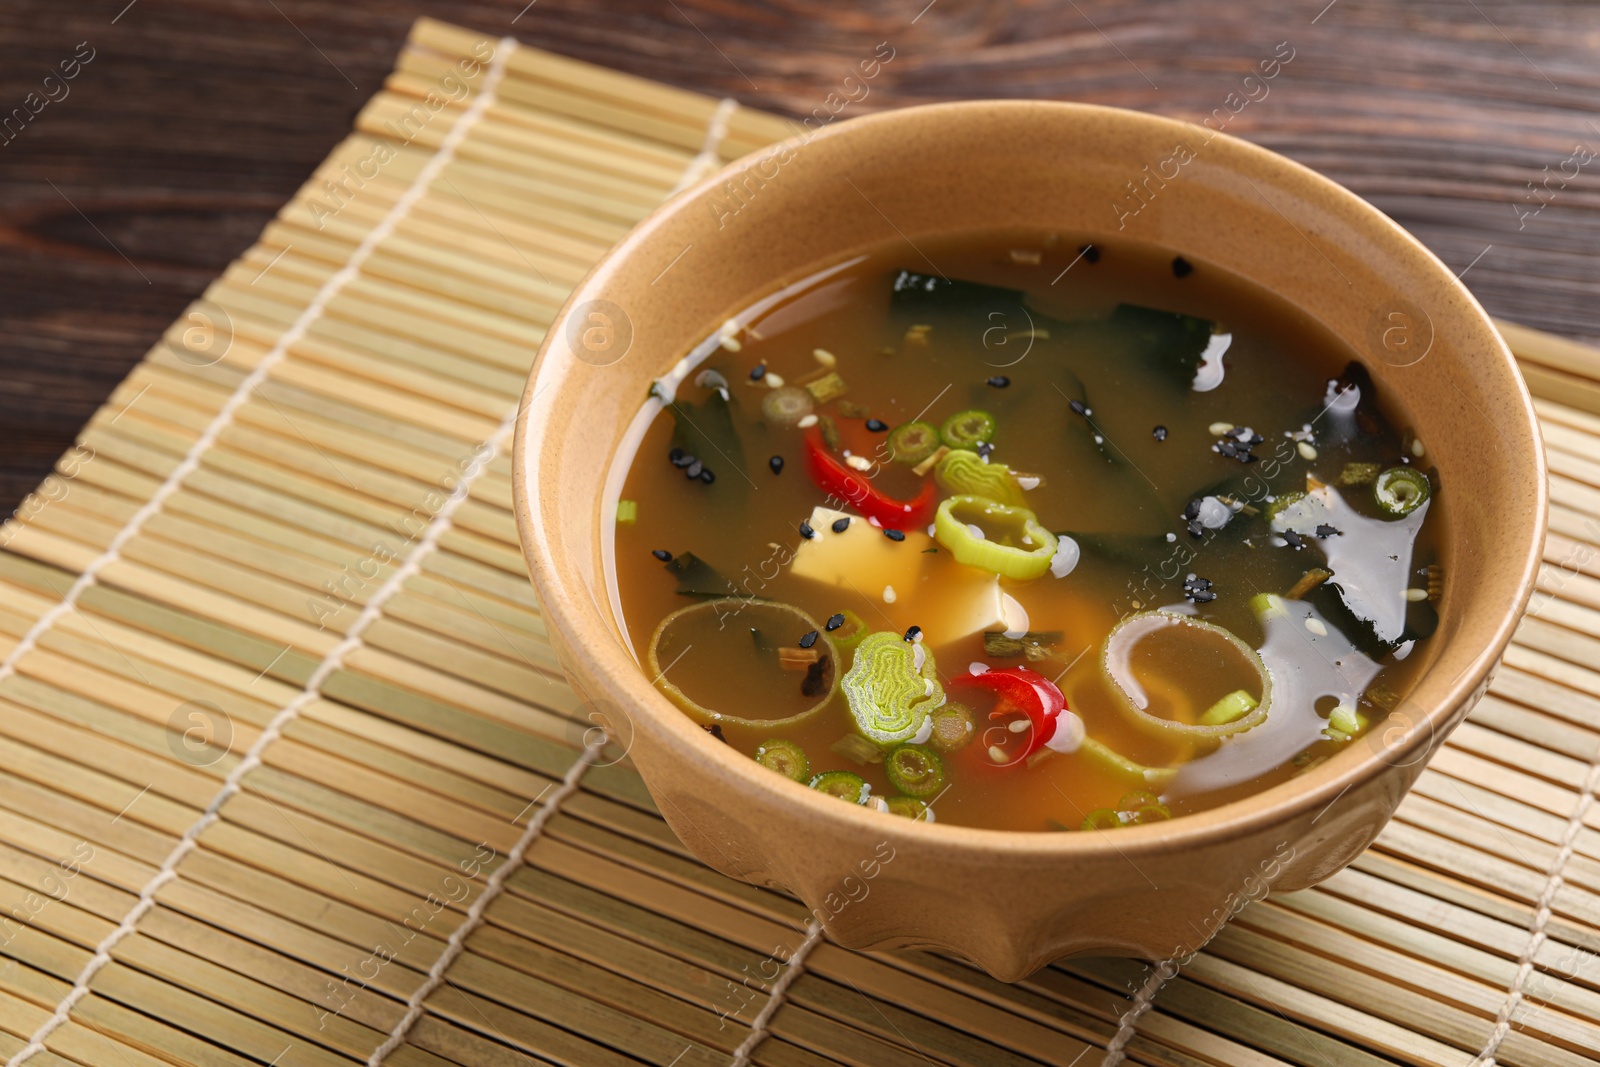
xmin=2 ymin=0 xmax=1596 ymax=510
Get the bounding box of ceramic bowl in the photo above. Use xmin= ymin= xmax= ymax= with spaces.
xmin=514 ymin=101 xmax=1546 ymax=980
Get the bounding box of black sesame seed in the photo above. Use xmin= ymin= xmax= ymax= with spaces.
xmin=652 ymin=549 xmax=672 ymax=561
xmin=831 ymin=517 xmax=851 ymax=533
xmin=749 ymin=363 xmax=766 ymax=381
xmin=904 ymin=625 xmax=922 ymax=642
xmin=769 ymin=455 xmax=784 ymax=474
xmin=825 ymin=612 xmax=845 ymax=631
xmin=703 ymin=723 xmax=727 ymax=743
xmin=799 ymin=521 xmax=815 ymax=540
xmin=1192 ymin=589 xmax=1217 ymax=603
xmin=1283 ymin=530 xmax=1304 ymax=550
xmin=1080 ymin=243 xmax=1101 ymax=263
xmin=671 ymin=451 xmax=695 ymax=468
xmin=1239 ymin=452 xmax=1258 ymax=464
xmin=987 ymin=375 xmax=1011 ymax=388
xmin=1187 ymin=520 xmax=1205 ymax=539
xmin=700 ymin=468 xmax=715 ymax=484
xmin=1218 ymin=441 xmax=1239 ymax=458
xmin=866 ymin=418 xmax=889 ymax=432
xmin=685 ymin=459 xmax=704 ymax=479
xmin=885 ymin=528 xmax=906 ymax=542
xmin=1182 ymin=498 xmax=1201 ymax=521
xmin=1068 ymin=399 xmax=1089 ymax=417
xmin=1153 ymin=425 xmax=1168 ymax=442
xmin=798 ymin=630 xmax=819 ymax=648
xmin=1172 ymin=256 xmax=1194 ymax=278
xmin=976 ymin=441 xmax=996 ymax=458
xmin=1315 ymin=524 xmax=1342 ymax=538
xmin=668 ymin=447 xmax=684 ymax=463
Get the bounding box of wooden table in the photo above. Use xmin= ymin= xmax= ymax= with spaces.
xmin=1 ymin=0 xmax=1596 ymax=509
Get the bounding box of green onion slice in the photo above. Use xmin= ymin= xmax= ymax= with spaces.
xmin=1079 ymin=736 xmax=1178 ymax=787
xmin=939 ymin=409 xmax=997 ymax=450
xmin=887 ymin=421 xmax=941 ymax=464
xmin=755 ymin=739 xmax=810 ymax=782
xmin=841 ymin=631 xmax=945 ymax=745
xmin=933 ymin=448 xmax=1026 ymax=506
xmin=760 ymin=386 xmax=814 ymax=427
xmin=1373 ymin=466 xmax=1430 ymax=517
xmin=884 ymin=744 xmax=946 ymax=797
xmin=647 ymin=599 xmax=838 ymax=729
xmin=933 ymin=496 xmax=1058 ymax=580
xmin=927 ymin=702 xmax=976 ymax=752
xmin=1101 ymin=611 xmax=1271 ymax=741
xmin=885 ymin=796 xmax=933 ymax=821
xmin=828 ymin=608 xmax=868 ymax=649
xmin=809 ymin=770 xmax=870 ymax=803
xmin=1199 ymin=689 xmax=1259 ymax=726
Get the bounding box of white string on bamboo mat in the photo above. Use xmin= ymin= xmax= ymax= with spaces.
xmin=1470 ymin=744 xmax=1600 ymax=1067
xmin=2 ymin=35 xmax=520 ymax=1067
xmin=669 ymin=97 xmax=740 ymax=194
xmin=365 ymin=83 xmax=744 ymax=1066
xmin=728 ymin=920 xmax=826 ymax=1067
xmin=367 ymin=738 xmax=604 ymax=1066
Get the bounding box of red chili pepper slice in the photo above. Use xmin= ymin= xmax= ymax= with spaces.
xmin=803 ymin=429 xmax=936 ymax=530
xmin=948 ymin=666 xmax=1065 ymax=763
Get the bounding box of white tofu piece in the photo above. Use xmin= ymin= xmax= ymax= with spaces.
xmin=915 ymin=571 xmax=1030 ymax=643
xmin=789 ymin=506 xmax=929 ymax=593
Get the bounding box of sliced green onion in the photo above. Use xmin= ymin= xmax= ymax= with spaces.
xmin=886 ymin=796 xmax=932 ymax=821
xmin=761 ymin=386 xmax=814 ymax=426
xmin=806 ymin=371 xmax=849 ymax=404
xmin=934 ymin=448 xmax=1025 ymax=506
xmin=1374 ymin=466 xmax=1430 ymax=517
xmin=884 ymin=744 xmax=945 ymax=797
xmin=755 ymin=739 xmax=810 ymax=782
xmin=1101 ymin=611 xmax=1271 ymax=741
xmin=616 ymin=500 xmax=637 ymax=524
xmin=1081 ymin=809 xmax=1121 ymax=831
xmin=888 ymin=421 xmax=941 ymax=464
xmin=1326 ymin=702 xmax=1365 ymax=739
xmin=840 ymin=631 xmax=945 ymax=745
xmin=927 ymin=702 xmax=976 ymax=752
xmin=933 ymin=496 xmax=1058 ymax=580
xmin=809 ymin=770 xmax=870 ymax=803
xmin=829 ymin=732 xmax=884 ymax=765
xmin=1338 ymin=461 xmax=1380 ymax=486
xmin=939 ymin=409 xmax=997 ymax=451
xmin=1199 ymin=689 xmax=1259 ymax=726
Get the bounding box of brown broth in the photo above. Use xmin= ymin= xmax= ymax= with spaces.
xmin=609 ymin=230 xmax=1444 ymax=832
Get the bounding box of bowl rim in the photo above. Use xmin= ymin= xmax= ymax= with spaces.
xmin=515 ymin=98 xmax=1549 ymax=857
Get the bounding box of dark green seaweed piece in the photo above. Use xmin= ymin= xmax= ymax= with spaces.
xmin=663 ymin=552 xmax=737 ymax=598
xmin=889 ymin=269 xmax=1023 ymax=311
xmin=1108 ymin=303 xmax=1214 ymax=388
xmin=668 ymin=378 xmax=745 ymax=478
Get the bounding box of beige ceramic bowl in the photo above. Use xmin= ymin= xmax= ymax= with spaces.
xmin=514 ymin=101 xmax=1546 ymax=980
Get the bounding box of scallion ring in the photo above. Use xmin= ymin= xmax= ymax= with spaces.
xmin=939 ymin=409 xmax=997 ymax=451
xmin=1101 ymin=611 xmax=1271 ymax=741
xmin=1373 ymin=466 xmax=1430 ymax=517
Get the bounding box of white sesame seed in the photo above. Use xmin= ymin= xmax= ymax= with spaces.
xmin=1209 ymin=421 xmax=1235 ymax=436
xmin=1008 ymin=718 xmax=1030 ymax=733
xmin=796 ymin=413 xmax=817 ymax=428
xmin=812 ymin=347 xmax=837 ymax=367
xmin=1305 ymin=617 xmax=1328 ymax=637
xmin=846 ymin=455 xmax=872 ymax=471
xmin=988 ymin=745 xmax=1010 ymax=763
xmin=1411 ymin=437 xmax=1425 ymax=457
xmin=883 ymin=585 xmax=897 ymax=603
xmin=720 ymin=336 xmax=742 ymax=352
xmin=1297 ymin=441 xmax=1318 ymax=461
xmin=765 ymin=373 xmax=785 ymax=388
xmin=1404 ymin=587 xmax=1430 ymax=602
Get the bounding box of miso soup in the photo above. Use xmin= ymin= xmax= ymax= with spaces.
xmin=606 ymin=231 xmax=1443 ymax=833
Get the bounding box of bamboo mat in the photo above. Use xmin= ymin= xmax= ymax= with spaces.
xmin=1 ymin=17 xmax=1599 ymax=1067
